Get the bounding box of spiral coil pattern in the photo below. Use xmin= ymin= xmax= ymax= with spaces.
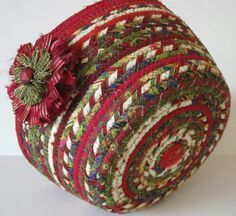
xmin=15 ymin=0 xmax=230 ymax=213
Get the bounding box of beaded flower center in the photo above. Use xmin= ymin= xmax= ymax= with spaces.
xmin=12 ymin=48 xmax=52 ymax=106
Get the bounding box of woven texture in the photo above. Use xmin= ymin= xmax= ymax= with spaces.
xmin=9 ymin=0 xmax=230 ymax=213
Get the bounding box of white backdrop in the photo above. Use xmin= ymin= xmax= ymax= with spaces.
xmin=0 ymin=0 xmax=235 ymax=155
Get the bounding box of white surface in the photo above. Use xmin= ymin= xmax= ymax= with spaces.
xmin=0 ymin=0 xmax=235 ymax=156
xmin=0 ymin=155 xmax=235 ymax=216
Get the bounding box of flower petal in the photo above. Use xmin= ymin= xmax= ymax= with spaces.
xmin=51 ymin=39 xmax=68 ymax=57
xmin=35 ymin=34 xmax=52 ymax=51
xmin=18 ymin=43 xmax=34 ymax=56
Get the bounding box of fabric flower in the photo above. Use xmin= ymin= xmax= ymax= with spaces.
xmin=7 ymin=34 xmax=77 ymax=125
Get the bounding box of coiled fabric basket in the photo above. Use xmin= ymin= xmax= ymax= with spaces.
xmin=8 ymin=0 xmax=230 ymax=213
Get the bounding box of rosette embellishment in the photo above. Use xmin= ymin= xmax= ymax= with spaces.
xmin=7 ymin=34 xmax=77 ymax=125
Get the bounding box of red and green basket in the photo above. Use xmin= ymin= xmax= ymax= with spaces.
xmin=7 ymin=0 xmax=230 ymax=213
